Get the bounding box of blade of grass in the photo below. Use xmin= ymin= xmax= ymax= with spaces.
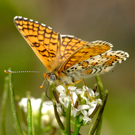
xmin=27 ymin=99 xmax=33 ymax=135
xmin=66 ymin=102 xmax=71 ymax=135
xmin=37 ymin=92 xmax=46 ymax=135
xmin=8 ymin=68 xmax=24 ymax=135
xmin=1 ymin=76 xmax=9 ymax=135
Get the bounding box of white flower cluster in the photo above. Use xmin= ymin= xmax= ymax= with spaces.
xmin=56 ymin=85 xmax=102 ymax=124
xmin=18 ymin=85 xmax=102 ymax=127
xmin=18 ymin=97 xmax=63 ymax=128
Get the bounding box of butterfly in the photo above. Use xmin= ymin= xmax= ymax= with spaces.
xmin=14 ymin=16 xmax=129 ymax=88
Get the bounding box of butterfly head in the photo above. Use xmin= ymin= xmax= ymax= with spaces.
xmin=43 ymin=72 xmax=56 ymax=84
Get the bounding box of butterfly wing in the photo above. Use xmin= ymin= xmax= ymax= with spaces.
xmin=59 ymin=40 xmax=113 ymax=72
xmin=14 ymin=16 xmax=61 ymax=71
xmin=63 ymin=50 xmax=129 ymax=81
xmin=60 ymin=35 xmax=89 ymax=63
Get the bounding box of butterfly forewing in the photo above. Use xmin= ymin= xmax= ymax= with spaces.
xmin=14 ymin=16 xmax=61 ymax=71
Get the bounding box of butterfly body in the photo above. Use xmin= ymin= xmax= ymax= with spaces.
xmin=14 ymin=16 xmax=129 ymax=86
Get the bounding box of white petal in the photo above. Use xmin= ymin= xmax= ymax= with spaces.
xmin=44 ymin=101 xmax=53 ymax=106
xmin=68 ymin=86 xmax=77 ymax=91
xmin=31 ymin=98 xmax=42 ymax=113
xmin=94 ymin=92 xmax=99 ymax=96
xmin=83 ymin=116 xmax=92 ymax=124
xmin=18 ymin=97 xmax=37 ymax=113
xmin=18 ymin=98 xmax=27 ymax=107
xmin=81 ymin=110 xmax=88 ymax=116
xmin=76 ymin=88 xmax=82 ymax=94
xmin=87 ymin=88 xmax=95 ymax=97
xmin=89 ymin=99 xmax=102 ymax=105
xmin=80 ymin=91 xmax=85 ymax=96
xmin=71 ymin=92 xmax=78 ymax=105
xmin=56 ymin=85 xmax=66 ymax=94
xmin=59 ymin=95 xmax=71 ymax=108
xmin=64 ymin=101 xmax=70 ymax=108
xmin=81 ymin=96 xmax=88 ymax=102
xmin=42 ymin=101 xmax=54 ymax=114
xmin=96 ymin=99 xmax=102 ymax=105
xmin=83 ymin=86 xmax=89 ymax=91
xmin=77 ymin=105 xmax=90 ymax=110
xmin=88 ymin=104 xmax=97 ymax=116
xmin=87 ymin=100 xmax=97 ymax=106
xmin=71 ymin=108 xmax=79 ymax=117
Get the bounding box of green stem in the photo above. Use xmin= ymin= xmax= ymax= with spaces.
xmin=89 ymin=90 xmax=108 ymax=135
xmin=95 ymin=90 xmax=108 ymax=135
xmin=66 ymin=102 xmax=71 ymax=135
xmin=95 ymin=115 xmax=103 ymax=135
xmin=53 ymin=103 xmax=65 ymax=131
xmin=27 ymin=99 xmax=33 ymax=135
xmin=74 ymin=115 xmax=82 ymax=135
xmin=1 ymin=76 xmax=9 ymax=135
xmin=8 ymin=68 xmax=24 ymax=135
xmin=37 ymin=92 xmax=46 ymax=135
xmin=95 ymin=75 xmax=104 ymax=100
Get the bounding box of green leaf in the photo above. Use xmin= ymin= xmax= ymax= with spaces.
xmin=37 ymin=92 xmax=46 ymax=134
xmin=1 ymin=76 xmax=9 ymax=135
xmin=8 ymin=68 xmax=24 ymax=135
xmin=27 ymin=99 xmax=33 ymax=135
xmin=66 ymin=102 xmax=71 ymax=135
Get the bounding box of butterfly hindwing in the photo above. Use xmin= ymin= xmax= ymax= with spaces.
xmin=64 ymin=50 xmax=129 ymax=80
xmin=59 ymin=41 xmax=113 ymax=72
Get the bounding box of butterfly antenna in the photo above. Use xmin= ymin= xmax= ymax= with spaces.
xmin=4 ymin=70 xmax=43 ymax=74
xmin=5 ymin=69 xmax=52 ymax=101
xmin=40 ymin=74 xmax=52 ymax=101
xmin=40 ymin=76 xmax=47 ymax=89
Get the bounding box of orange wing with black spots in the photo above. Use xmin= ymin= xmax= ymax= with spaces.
xmin=60 ymin=35 xmax=88 ymax=63
xmin=59 ymin=40 xmax=113 ymax=71
xmin=14 ymin=16 xmax=61 ymax=71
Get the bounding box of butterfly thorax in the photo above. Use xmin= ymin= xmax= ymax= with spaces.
xmin=57 ymin=70 xmax=75 ymax=85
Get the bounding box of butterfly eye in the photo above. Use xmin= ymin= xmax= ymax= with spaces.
xmin=49 ymin=74 xmax=56 ymax=81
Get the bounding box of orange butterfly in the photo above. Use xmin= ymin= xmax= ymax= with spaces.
xmin=14 ymin=16 xmax=129 ymax=90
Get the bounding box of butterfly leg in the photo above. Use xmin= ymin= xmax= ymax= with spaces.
xmin=65 ymin=85 xmax=75 ymax=106
xmin=56 ymin=80 xmax=75 ymax=106
xmin=74 ymin=79 xmax=94 ymax=101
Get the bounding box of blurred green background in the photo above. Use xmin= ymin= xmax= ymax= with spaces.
xmin=0 ymin=0 xmax=134 ymax=135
